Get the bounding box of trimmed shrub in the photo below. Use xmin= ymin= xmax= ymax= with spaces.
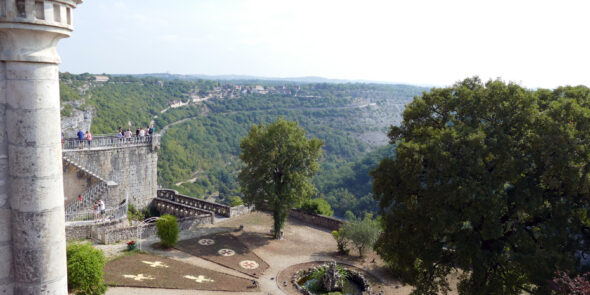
xmin=66 ymin=243 xmax=107 ymax=295
xmin=156 ymin=214 xmax=179 ymax=248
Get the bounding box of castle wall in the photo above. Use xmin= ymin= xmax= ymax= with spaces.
xmin=63 ymin=145 xmax=158 ymax=210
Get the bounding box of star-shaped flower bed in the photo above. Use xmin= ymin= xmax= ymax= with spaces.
xmin=176 ymin=233 xmax=269 ymax=278
xmin=104 ymin=253 xmax=258 ymax=291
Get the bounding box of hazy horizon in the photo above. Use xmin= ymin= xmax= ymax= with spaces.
xmin=58 ymin=0 xmax=590 ymax=89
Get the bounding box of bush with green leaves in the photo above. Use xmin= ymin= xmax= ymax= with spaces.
xmin=66 ymin=243 xmax=107 ymax=295
xmin=127 ymin=204 xmax=144 ymax=222
xmin=228 ymin=195 xmax=244 ymax=207
xmin=156 ymin=214 xmax=179 ymax=248
xmin=331 ymin=229 xmax=349 ymax=255
xmin=339 ymin=214 xmax=380 ymax=257
xmin=299 ymin=198 xmax=334 ymax=216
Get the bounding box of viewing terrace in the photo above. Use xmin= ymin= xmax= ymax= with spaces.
xmin=63 ymin=134 xmax=160 ymax=151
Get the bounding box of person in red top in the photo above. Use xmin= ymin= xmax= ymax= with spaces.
xmin=77 ymin=194 xmax=83 ymax=205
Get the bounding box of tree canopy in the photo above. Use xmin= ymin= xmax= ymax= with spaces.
xmin=239 ymin=118 xmax=323 ymax=238
xmin=372 ymin=77 xmax=590 ymax=294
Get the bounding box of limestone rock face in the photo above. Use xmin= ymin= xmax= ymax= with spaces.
xmin=321 ymin=261 xmax=343 ymax=292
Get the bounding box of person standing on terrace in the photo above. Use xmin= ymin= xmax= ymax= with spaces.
xmin=125 ymin=128 xmax=133 ymax=142
xmin=77 ymin=130 xmax=85 ymax=148
xmin=85 ymin=131 xmax=93 ymax=148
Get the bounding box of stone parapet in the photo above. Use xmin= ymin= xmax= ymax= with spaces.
xmin=153 ymin=197 xmax=214 ymax=223
xmin=289 ymin=209 xmax=344 ymax=231
xmin=157 ymin=189 xmax=232 ymax=217
xmin=65 ymin=217 xmax=125 ymax=241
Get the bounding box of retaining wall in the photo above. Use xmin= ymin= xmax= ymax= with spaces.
xmin=230 ymin=204 xmax=254 ymax=218
xmin=289 ymin=209 xmax=344 ymax=231
xmin=100 ymin=215 xmax=212 ymax=244
xmin=65 ymin=218 xmax=126 ymax=241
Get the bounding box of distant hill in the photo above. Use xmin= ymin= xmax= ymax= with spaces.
xmin=125 ymin=73 xmax=435 ymax=87
xmin=59 ymin=73 xmax=427 ymax=215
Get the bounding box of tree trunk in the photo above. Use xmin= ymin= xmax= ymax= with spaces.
xmin=273 ymin=202 xmax=287 ymax=239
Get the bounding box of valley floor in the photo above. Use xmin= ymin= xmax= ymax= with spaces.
xmin=102 ymin=212 xmax=444 ymax=295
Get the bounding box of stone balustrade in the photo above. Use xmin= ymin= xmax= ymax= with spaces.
xmin=63 ymin=134 xmax=158 ymax=151
xmin=152 ymin=197 xmax=214 ymax=223
xmin=157 ymin=189 xmax=232 ymax=217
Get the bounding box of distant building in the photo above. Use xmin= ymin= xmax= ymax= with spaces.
xmin=95 ymin=75 xmax=110 ymax=82
xmin=253 ymin=85 xmax=268 ymax=94
xmin=169 ymin=100 xmax=188 ymax=108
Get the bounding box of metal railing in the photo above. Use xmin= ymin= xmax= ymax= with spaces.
xmin=63 ymin=134 xmax=154 ymax=150
xmin=62 ymin=152 xmax=106 ymax=182
xmin=65 ymin=181 xmax=108 ymax=215
xmin=65 ymin=199 xmax=128 ymax=223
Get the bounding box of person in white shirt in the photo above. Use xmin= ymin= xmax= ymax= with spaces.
xmin=99 ymin=199 xmax=105 ymax=217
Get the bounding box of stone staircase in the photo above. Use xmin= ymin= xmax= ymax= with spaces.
xmin=64 ymin=181 xmax=108 ymax=215
xmin=63 ymin=152 xmax=116 ymax=219
xmin=62 ymin=153 xmax=107 ymax=183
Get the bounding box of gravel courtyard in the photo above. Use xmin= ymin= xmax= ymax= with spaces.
xmin=104 ymin=211 xmax=421 ymax=295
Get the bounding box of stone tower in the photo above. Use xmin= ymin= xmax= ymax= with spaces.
xmin=0 ymin=0 xmax=83 ymax=294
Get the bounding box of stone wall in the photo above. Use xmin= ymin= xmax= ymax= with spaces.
xmin=63 ymin=144 xmax=158 ymax=209
xmin=289 ymin=209 xmax=344 ymax=231
xmin=65 ymin=218 xmax=126 ymax=241
xmin=100 ymin=215 xmax=211 ymax=244
xmin=230 ymin=204 xmax=254 ymax=218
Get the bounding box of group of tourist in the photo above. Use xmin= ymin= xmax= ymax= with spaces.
xmin=76 ymin=130 xmax=92 ymax=148
xmin=116 ymin=125 xmax=155 ymax=140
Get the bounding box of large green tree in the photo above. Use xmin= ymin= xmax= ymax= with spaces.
xmin=239 ymin=118 xmax=323 ymax=239
xmin=372 ymin=78 xmax=590 ymax=294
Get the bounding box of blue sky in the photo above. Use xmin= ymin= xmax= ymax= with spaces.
xmin=58 ymin=0 xmax=590 ymax=89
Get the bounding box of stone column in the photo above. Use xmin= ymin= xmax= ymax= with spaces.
xmin=0 ymin=1 xmax=83 ymax=294
xmin=7 ymin=61 xmax=66 ymax=294
xmin=0 ymin=60 xmax=12 ymax=295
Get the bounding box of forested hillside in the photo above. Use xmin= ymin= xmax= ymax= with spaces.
xmin=60 ymin=73 xmax=425 ymax=217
